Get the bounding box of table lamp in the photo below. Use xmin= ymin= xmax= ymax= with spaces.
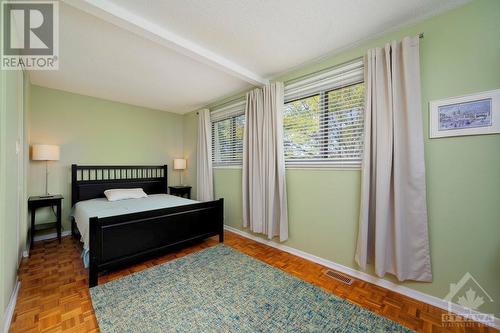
xmin=32 ymin=144 xmax=60 ymax=197
xmin=173 ymin=158 xmax=187 ymax=185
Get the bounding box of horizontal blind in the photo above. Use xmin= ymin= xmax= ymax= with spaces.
xmin=211 ymin=100 xmax=246 ymax=166
xmin=285 ymin=58 xmax=364 ymax=102
xmin=211 ymin=100 xmax=245 ymax=122
xmin=283 ymin=59 xmax=365 ymax=166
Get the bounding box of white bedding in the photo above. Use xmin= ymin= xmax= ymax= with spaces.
xmin=71 ymin=193 xmax=199 ymax=252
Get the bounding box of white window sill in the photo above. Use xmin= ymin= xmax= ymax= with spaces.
xmin=213 ymin=165 xmax=243 ymax=169
xmin=285 ymin=163 xmax=361 ymax=170
xmin=213 ymin=164 xmax=360 ymax=170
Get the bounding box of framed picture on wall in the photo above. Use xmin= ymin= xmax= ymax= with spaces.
xmin=429 ymin=89 xmax=500 ymax=138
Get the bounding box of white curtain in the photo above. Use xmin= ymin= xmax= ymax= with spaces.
xmin=242 ymin=82 xmax=289 ymax=241
xmin=355 ymin=36 xmax=432 ymax=282
xmin=196 ymin=109 xmax=214 ymax=201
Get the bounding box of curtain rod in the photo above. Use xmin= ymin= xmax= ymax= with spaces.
xmin=197 ymin=32 xmax=425 ymax=114
xmin=284 ymin=32 xmax=424 ymax=86
xmin=196 ymin=95 xmax=246 ymax=115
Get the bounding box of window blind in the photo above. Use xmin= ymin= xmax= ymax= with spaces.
xmin=283 ymin=59 xmax=365 ymax=167
xmin=211 ymin=100 xmax=246 ymax=166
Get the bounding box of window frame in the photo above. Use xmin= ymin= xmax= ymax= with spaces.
xmin=211 ymin=100 xmax=246 ymax=168
xmin=283 ymin=60 xmax=365 ymax=169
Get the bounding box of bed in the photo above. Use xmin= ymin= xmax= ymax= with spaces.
xmin=70 ymin=164 xmax=224 ymax=288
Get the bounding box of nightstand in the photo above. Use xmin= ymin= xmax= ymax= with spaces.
xmin=28 ymin=195 xmax=63 ymax=248
xmin=169 ymin=186 xmax=192 ymax=199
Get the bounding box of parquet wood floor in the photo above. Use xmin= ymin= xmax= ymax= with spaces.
xmin=9 ymin=231 xmax=497 ymax=333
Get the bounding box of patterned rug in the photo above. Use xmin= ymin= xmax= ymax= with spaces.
xmin=90 ymin=245 xmax=413 ymax=332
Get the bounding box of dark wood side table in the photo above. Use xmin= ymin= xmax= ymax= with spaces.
xmin=168 ymin=186 xmax=192 ymax=199
xmin=28 ymin=195 xmax=63 ymax=248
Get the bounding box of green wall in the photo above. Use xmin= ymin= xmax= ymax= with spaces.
xmin=29 ymin=86 xmax=186 ymax=231
xmin=21 ymin=72 xmax=30 ymax=256
xmin=19 ymin=0 xmax=500 ymax=319
xmin=1 ymin=1 xmax=29 ymax=324
xmin=0 ymin=68 xmax=27 ymax=327
xmin=186 ymin=0 xmax=500 ymax=316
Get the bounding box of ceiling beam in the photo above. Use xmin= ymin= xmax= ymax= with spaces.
xmin=63 ymin=0 xmax=268 ymax=86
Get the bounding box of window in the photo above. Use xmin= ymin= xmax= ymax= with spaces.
xmin=211 ymin=100 xmax=245 ymax=166
xmin=283 ymin=59 xmax=364 ymax=166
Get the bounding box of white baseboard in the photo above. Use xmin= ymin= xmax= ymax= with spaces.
xmin=224 ymin=225 xmax=499 ymax=329
xmin=22 ymin=241 xmax=30 ymax=258
xmin=20 ymin=231 xmax=71 ymax=257
xmin=33 ymin=230 xmax=71 ymax=242
xmin=4 ymin=232 xmax=71 ymax=331
xmin=18 ymin=231 xmax=72 ymax=258
xmin=3 ymin=280 xmax=20 ymax=333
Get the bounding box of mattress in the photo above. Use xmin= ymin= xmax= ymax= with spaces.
xmin=71 ymin=193 xmax=198 ymax=267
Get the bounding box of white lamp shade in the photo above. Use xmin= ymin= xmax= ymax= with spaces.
xmin=32 ymin=144 xmax=60 ymax=161
xmin=173 ymin=158 xmax=186 ymax=170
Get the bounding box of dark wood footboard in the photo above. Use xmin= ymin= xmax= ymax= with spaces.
xmin=88 ymin=198 xmax=224 ymax=287
xmin=71 ymin=164 xmax=224 ymax=288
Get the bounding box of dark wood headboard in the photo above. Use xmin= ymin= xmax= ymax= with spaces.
xmin=71 ymin=164 xmax=168 ymax=206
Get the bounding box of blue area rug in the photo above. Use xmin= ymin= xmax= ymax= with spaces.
xmin=90 ymin=245 xmax=413 ymax=332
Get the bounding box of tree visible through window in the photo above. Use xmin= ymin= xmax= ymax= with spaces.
xmin=283 ymin=94 xmax=321 ymax=159
xmin=211 ymin=114 xmax=245 ymax=166
xmin=283 ymin=82 xmax=365 ymax=165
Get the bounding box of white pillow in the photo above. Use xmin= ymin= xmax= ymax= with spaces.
xmin=104 ymin=188 xmax=148 ymax=201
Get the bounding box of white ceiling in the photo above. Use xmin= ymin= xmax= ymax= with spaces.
xmin=29 ymin=3 xmax=249 ymax=113
xmin=30 ymin=0 xmax=469 ymax=114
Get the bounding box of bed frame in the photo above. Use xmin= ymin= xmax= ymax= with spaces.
xmin=71 ymin=164 xmax=224 ymax=288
